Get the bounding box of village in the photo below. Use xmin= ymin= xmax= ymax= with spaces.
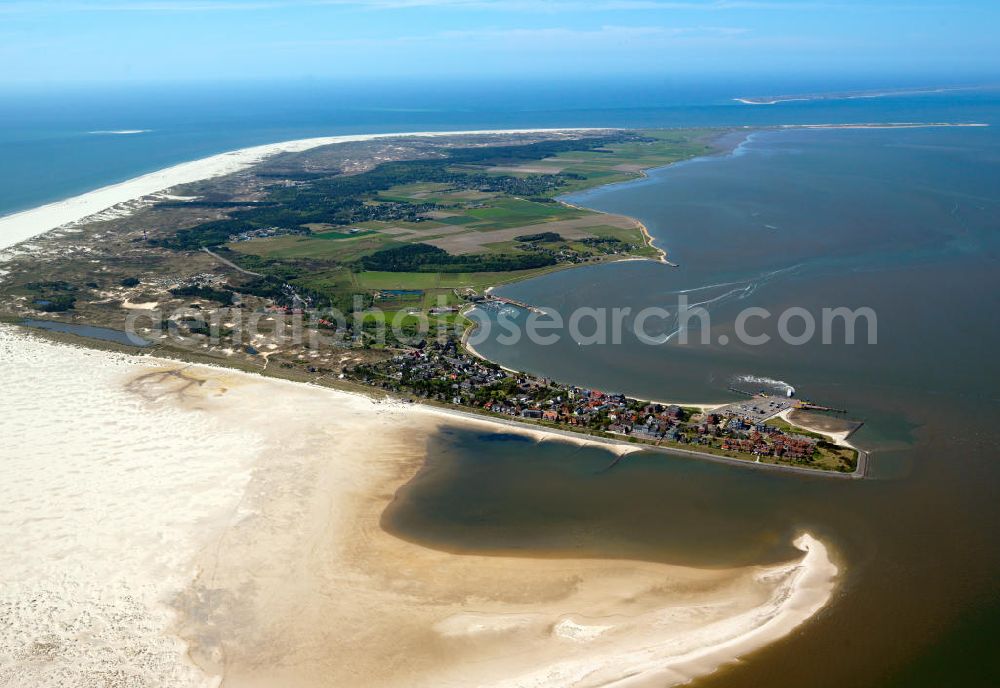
xmin=348 ymin=337 xmax=848 ymax=469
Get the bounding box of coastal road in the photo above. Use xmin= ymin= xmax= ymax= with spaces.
xmin=201 ymin=247 xmax=262 ymax=277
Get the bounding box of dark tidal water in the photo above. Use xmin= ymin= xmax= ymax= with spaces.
xmin=384 ymin=122 xmax=1000 ymax=685
xmin=21 ymin=318 xmax=152 ymax=347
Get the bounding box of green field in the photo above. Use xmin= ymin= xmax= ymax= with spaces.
xmin=232 ymin=231 xmax=395 ymax=261
xmin=348 ymin=265 xmax=570 ymax=310
xmin=225 ymin=129 xmax=717 ymax=316
xmin=542 ymin=129 xmax=717 ymax=192
xmin=460 ymin=198 xmax=583 ymax=229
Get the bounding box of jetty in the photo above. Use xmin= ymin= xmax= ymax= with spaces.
xmin=796 ymin=402 xmax=848 ymax=414
xmin=486 ymin=293 xmax=545 ymax=314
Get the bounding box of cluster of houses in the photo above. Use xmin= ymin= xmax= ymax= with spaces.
xmin=490 ymin=388 xmax=641 ymax=426
xmin=601 ymin=407 xmax=817 ymax=460
xmin=719 ymin=432 xmax=816 ymax=460
xmin=702 ymin=413 xmax=817 ymax=459
xmin=228 ymin=226 xmax=309 ymax=242
xmin=349 ymin=338 xmax=820 ymax=463
xmin=353 ymin=339 xmax=509 ymax=400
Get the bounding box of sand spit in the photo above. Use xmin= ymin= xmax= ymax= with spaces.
xmin=780 ymin=122 xmax=988 ymax=129
xmin=0 ymin=128 xmax=598 ymax=251
xmin=0 ymin=326 xmax=839 ymax=687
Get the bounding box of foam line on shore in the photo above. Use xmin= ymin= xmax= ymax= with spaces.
xmin=0 ymin=128 xmax=599 ymax=252
xmin=484 ymin=533 xmax=838 ymax=688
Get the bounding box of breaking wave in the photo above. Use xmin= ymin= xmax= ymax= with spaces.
xmin=88 ymin=129 xmax=152 ymax=135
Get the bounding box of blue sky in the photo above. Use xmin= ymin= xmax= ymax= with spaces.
xmin=2 ymin=1 xmax=998 ymax=84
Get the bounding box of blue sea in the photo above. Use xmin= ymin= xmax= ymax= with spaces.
xmin=2 ymin=78 xmax=997 ymax=218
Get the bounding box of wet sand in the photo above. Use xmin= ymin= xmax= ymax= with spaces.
xmin=782 ymin=408 xmax=864 ymax=450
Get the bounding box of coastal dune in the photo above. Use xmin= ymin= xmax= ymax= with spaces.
xmin=0 ymin=327 xmax=838 ymax=687
xmin=0 ymin=128 xmax=596 ymax=251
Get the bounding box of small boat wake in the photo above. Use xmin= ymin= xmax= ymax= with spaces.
xmin=653 ymin=264 xmax=804 ymax=343
xmin=732 ymin=374 xmax=796 ymax=397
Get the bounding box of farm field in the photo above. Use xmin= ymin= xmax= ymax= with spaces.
xmin=225 ymin=129 xmax=718 ymax=314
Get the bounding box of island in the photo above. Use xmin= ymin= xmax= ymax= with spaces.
xmin=0 ymin=128 xmax=863 ymax=475
xmin=733 ymin=85 xmax=968 ymax=105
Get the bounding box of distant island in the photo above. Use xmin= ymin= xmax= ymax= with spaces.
xmin=733 ymin=85 xmax=977 ymax=105
xmin=0 ymin=128 xmax=863 ymax=475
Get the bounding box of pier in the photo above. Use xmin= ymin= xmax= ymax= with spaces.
xmin=796 ymin=403 xmax=848 ymax=414
xmin=486 ymin=294 xmax=545 ymax=314
xmin=726 ymin=388 xmax=847 ymax=414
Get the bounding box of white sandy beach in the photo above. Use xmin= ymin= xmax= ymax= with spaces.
xmin=0 ymin=328 xmax=253 ymax=687
xmin=778 ymin=408 xmax=860 ymax=451
xmin=0 ymin=131 xmax=840 ymax=687
xmin=0 ymin=327 xmax=839 ymax=687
